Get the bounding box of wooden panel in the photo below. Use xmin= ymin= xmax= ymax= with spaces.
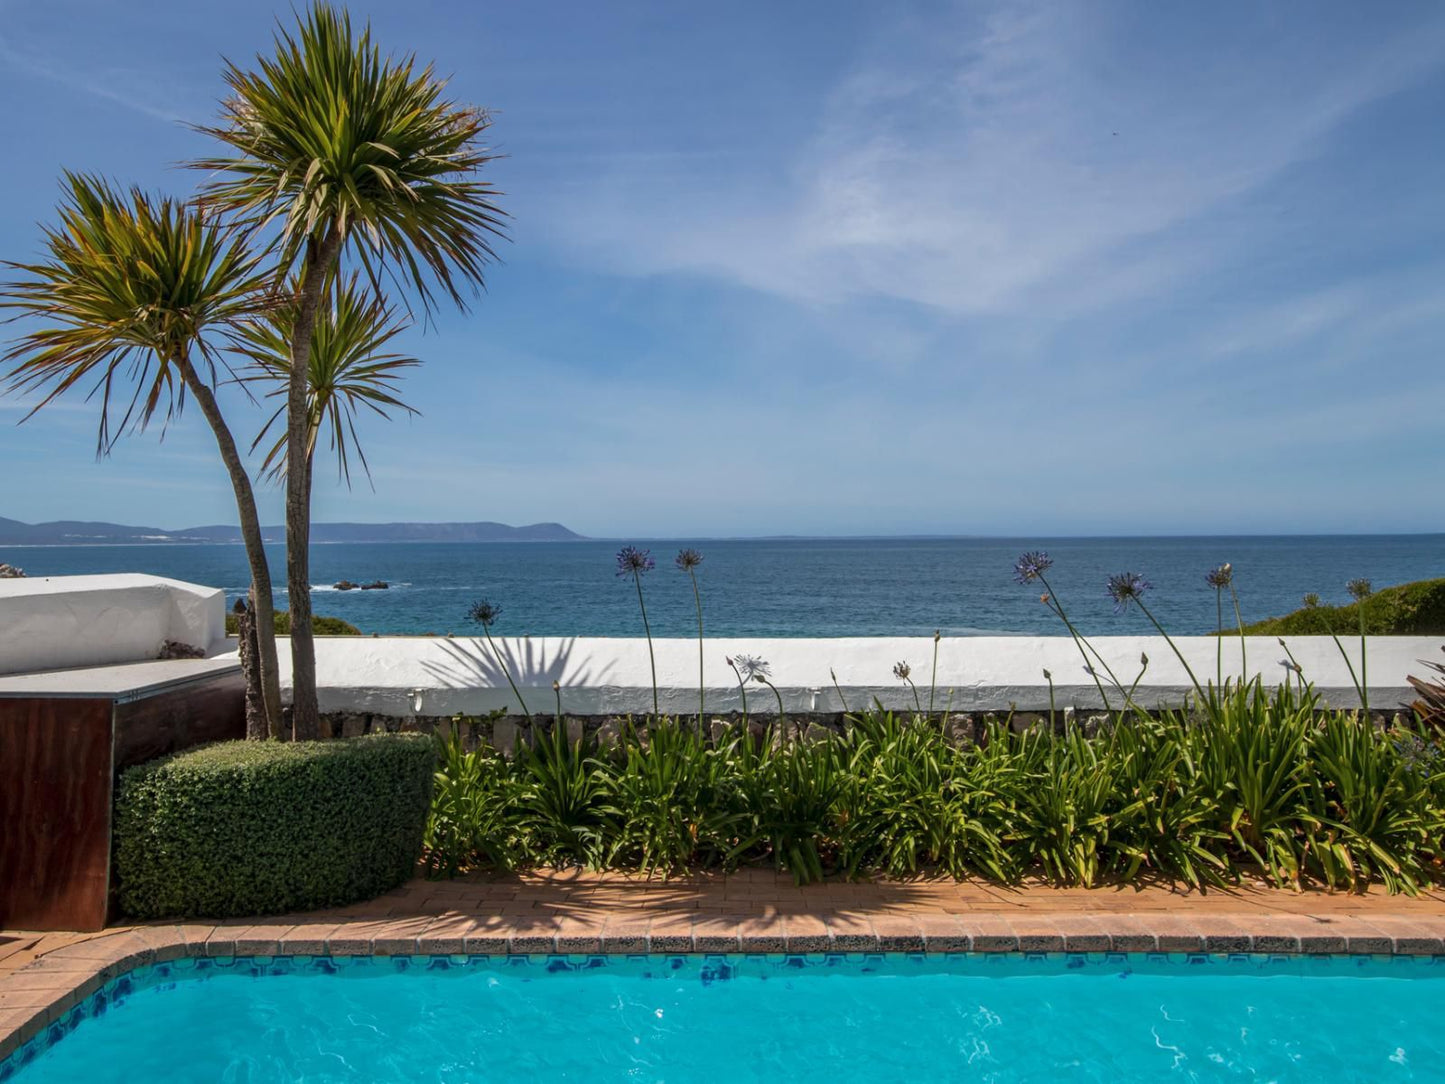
xmin=0 ymin=699 xmax=114 ymax=931
xmin=112 ymin=671 xmax=245 ymax=771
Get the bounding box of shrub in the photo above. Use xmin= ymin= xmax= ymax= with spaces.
xmin=423 ymin=687 xmax=1445 ymax=894
xmin=114 ymin=733 xmax=435 ymax=919
xmin=1231 ymin=577 xmax=1445 ymax=637
xmin=224 ymin=610 xmax=361 ymax=636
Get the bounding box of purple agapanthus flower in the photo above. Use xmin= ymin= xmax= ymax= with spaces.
xmin=1205 ymin=563 xmax=1233 ymax=589
xmin=615 ymin=546 xmax=655 ymax=577
xmin=1106 ymin=572 xmax=1152 ymax=613
xmin=675 ymin=548 xmax=704 ymax=571
xmin=732 ymin=654 xmax=771 ymax=681
xmin=1013 ymin=551 xmax=1053 ymax=585
xmin=467 ymin=599 xmax=501 ymax=627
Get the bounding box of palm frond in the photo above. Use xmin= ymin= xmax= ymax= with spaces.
xmin=191 ymin=2 xmax=508 ymax=315
xmin=0 ymin=173 xmax=271 ymax=453
xmin=233 ymin=271 xmax=419 ymax=486
xmin=1409 ymin=647 xmax=1445 ymax=733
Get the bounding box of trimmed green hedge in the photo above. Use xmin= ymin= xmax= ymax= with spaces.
xmin=1229 ymin=577 xmax=1445 ymax=637
xmin=224 ymin=611 xmax=362 ymax=636
xmin=114 ymin=734 xmax=435 ymax=919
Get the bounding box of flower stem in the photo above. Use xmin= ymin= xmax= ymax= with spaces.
xmin=1358 ymin=600 xmax=1370 ymax=720
xmin=757 ymin=675 xmax=787 ymax=724
xmin=1326 ymin=627 xmax=1365 ymax=710
xmin=483 ymin=627 xmax=531 ymax=722
xmin=1126 ymin=654 xmax=1149 ymax=704
xmin=688 ymin=569 xmax=705 ymax=724
xmin=729 ymin=659 xmax=750 ymax=726
xmin=1134 ymin=599 xmax=1211 ymax=716
xmin=633 ymin=571 xmax=659 ymax=719
xmin=830 ymin=667 xmax=851 ymax=715
xmin=1229 ymin=583 xmax=1247 ymax=686
xmin=928 ymin=632 xmax=940 ymax=719
xmin=1037 ymin=573 xmax=1115 ymax=713
xmin=906 ymin=677 xmax=922 ymax=716
xmin=1215 ymin=588 xmax=1224 ymax=692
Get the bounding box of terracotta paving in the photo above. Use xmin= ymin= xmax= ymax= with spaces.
xmin=5 ymin=869 xmax=1445 ymax=1060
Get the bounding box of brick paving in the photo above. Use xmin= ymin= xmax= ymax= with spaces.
xmin=5 ymin=869 xmax=1445 ymax=1060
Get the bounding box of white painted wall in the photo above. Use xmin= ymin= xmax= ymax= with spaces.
xmin=0 ymin=574 xmax=226 ymax=676
xmin=3 ymin=574 xmax=1435 ymax=715
xmin=261 ymin=634 xmax=1443 ymax=717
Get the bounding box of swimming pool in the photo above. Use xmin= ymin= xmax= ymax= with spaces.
xmin=4 ymin=952 xmax=1442 ymax=1082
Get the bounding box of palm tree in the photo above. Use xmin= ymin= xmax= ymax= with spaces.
xmin=234 ymin=273 xmax=419 ymax=486
xmin=0 ymin=174 xmax=285 ymax=738
xmin=192 ymin=2 xmax=507 ymax=737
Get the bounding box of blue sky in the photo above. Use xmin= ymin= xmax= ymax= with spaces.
xmin=1 ymin=0 xmax=1443 ymax=537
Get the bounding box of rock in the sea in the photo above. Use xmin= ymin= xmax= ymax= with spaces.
xmin=0 ymin=563 xmax=25 ymax=578
xmin=334 ymin=580 xmax=358 ymax=591
xmin=360 ymin=580 xmax=389 ymax=590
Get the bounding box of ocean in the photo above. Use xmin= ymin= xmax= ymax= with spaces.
xmin=3 ymin=535 xmax=1441 ymax=638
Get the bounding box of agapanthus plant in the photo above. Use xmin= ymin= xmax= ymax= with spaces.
xmin=1348 ymin=578 xmax=1374 ymax=717
xmin=1103 ymin=572 xmax=1216 ymax=718
xmin=928 ymin=629 xmax=941 ymax=718
xmin=1105 ymin=572 xmax=1152 ymax=614
xmin=726 ymin=655 xmax=761 ymax=724
xmin=467 ymin=598 xmax=531 ymax=721
xmin=1206 ymin=563 xmax=1247 ymax=689
xmin=1012 ymin=550 xmax=1125 ymax=713
xmin=676 ymin=548 xmax=705 ymax=722
xmin=893 ymin=659 xmax=922 ymax=714
xmin=727 ymin=654 xmax=784 ymax=722
xmin=616 ymin=546 xmax=659 ymax=718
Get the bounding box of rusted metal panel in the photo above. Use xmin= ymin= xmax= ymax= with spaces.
xmin=113 ymin=670 xmax=245 ymax=771
xmin=0 ymin=698 xmax=114 ymax=931
xmin=0 ymin=664 xmax=244 ymax=932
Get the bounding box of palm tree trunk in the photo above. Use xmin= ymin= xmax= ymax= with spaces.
xmin=233 ymin=597 xmax=266 ymax=737
xmin=285 ymin=229 xmax=344 ymax=740
xmin=175 ymin=353 xmax=283 ymax=739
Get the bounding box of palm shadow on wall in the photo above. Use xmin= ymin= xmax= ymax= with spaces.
xmin=421 ymin=636 xmax=615 ymax=707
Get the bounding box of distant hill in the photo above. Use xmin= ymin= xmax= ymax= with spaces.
xmin=0 ymin=517 xmax=584 ymax=545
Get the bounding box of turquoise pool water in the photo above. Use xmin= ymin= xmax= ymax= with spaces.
xmin=4 ymin=953 xmax=1443 ymax=1082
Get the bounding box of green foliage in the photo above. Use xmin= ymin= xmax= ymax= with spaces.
xmin=0 ymin=173 xmax=271 ymax=452
xmin=114 ymin=733 xmax=434 ymax=918
xmin=424 ymin=724 xmax=522 ymax=877
xmin=235 ymin=273 xmax=419 ymax=487
xmin=1231 ymin=578 xmax=1445 ymax=636
xmin=225 ymin=611 xmax=361 ymax=636
xmin=605 ymin=722 xmax=752 ymax=873
xmin=423 ymin=689 xmax=1445 ymax=894
xmin=193 ymin=2 xmax=506 ymax=313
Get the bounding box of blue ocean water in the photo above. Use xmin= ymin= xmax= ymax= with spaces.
xmin=2 ymin=535 xmax=1441 ymax=638
xmin=6 ymin=953 xmax=1443 ymax=1083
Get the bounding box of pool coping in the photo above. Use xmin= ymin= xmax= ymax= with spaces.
xmin=6 ymin=905 xmax=1445 ymax=1061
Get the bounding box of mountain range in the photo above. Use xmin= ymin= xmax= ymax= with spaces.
xmin=0 ymin=517 xmax=584 ymax=545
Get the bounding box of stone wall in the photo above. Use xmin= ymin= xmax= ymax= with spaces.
xmin=317 ymin=702 xmax=1413 ymax=754
xmin=319 ymin=709 xmax=1018 ymax=751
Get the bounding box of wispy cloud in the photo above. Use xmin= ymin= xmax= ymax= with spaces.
xmin=535 ymin=1 xmax=1445 ymax=318
xmin=0 ymin=27 xmax=192 ymax=124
